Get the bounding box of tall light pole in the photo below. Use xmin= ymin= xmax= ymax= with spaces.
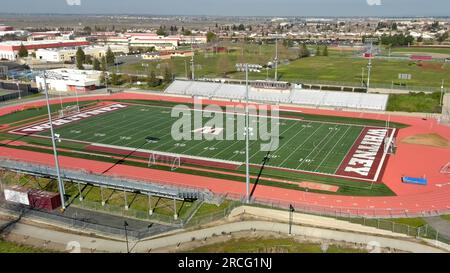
xmin=367 ymin=41 xmax=373 ymax=89
xmin=43 ymin=71 xmax=66 ymax=210
xmin=274 ymin=37 xmax=278 ymax=82
xmin=16 ymin=81 xmax=21 ymax=100
xmin=440 ymin=80 xmax=445 ymax=107
xmin=124 ymin=221 xmax=130 ymax=253
xmin=191 ymin=36 xmax=195 ymax=81
xmin=245 ymin=64 xmax=250 ymax=204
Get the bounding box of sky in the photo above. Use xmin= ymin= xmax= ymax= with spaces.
xmin=0 ymin=0 xmax=449 ymax=17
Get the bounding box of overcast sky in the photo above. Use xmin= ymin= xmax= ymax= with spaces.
xmin=1 ymin=0 xmax=449 ymax=17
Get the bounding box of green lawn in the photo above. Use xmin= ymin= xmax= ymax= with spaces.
xmin=37 ymin=103 xmax=363 ymax=174
xmin=441 ymin=215 xmax=450 ymax=222
xmin=118 ymin=48 xmax=450 ymax=89
xmin=384 ymin=218 xmax=427 ymax=228
xmin=0 ymin=240 xmax=53 ymax=253
xmin=388 ymin=47 xmax=450 ymax=55
xmin=387 ymin=92 xmax=442 ymax=113
xmin=0 ymin=171 xmax=195 ymax=220
xmin=185 ymin=236 xmax=366 ymax=253
xmin=2 ymin=99 xmax=399 ymax=196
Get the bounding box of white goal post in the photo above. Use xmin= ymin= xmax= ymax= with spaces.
xmin=148 ymin=153 xmax=181 ymax=171
xmin=58 ymin=105 xmax=80 ymax=118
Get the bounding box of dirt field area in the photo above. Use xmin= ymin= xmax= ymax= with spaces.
xmin=401 ymin=133 xmax=450 ymax=149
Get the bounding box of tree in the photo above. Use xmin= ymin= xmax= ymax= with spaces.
xmin=299 ymin=44 xmax=310 ymax=58
xmin=164 ymin=67 xmax=172 ymax=83
xmin=437 ymin=32 xmax=449 ymax=44
xmin=110 ymin=73 xmax=120 ymax=85
xmin=101 ymin=56 xmax=107 ymax=71
xmin=147 ymin=70 xmax=160 ymax=87
xmin=18 ymin=44 xmax=28 ymax=58
xmin=105 ymin=47 xmax=115 ymax=66
xmin=206 ymin=31 xmax=217 ymax=43
xmin=76 ymin=47 xmax=85 ymax=70
xmin=156 ymin=26 xmax=167 ymax=36
xmin=84 ymin=55 xmax=93 ymax=65
xmin=316 ymin=45 xmax=321 ymax=56
xmin=322 ymin=45 xmax=329 ymax=56
xmin=93 ymin=58 xmax=101 ymax=70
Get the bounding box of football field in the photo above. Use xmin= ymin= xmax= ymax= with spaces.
xmin=12 ymin=102 xmax=394 ymax=181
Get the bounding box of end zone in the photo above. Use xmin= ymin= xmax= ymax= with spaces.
xmin=336 ymin=127 xmax=396 ymax=181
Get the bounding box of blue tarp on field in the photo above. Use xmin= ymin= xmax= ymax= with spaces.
xmin=402 ymin=176 xmax=428 ymax=185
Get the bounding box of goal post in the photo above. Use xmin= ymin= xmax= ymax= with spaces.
xmin=58 ymin=105 xmax=80 ymax=118
xmin=147 ymin=152 xmax=181 ymax=171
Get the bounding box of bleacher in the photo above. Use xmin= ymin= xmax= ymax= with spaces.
xmin=290 ymin=89 xmax=388 ymax=111
xmin=165 ymin=80 xmax=388 ymax=111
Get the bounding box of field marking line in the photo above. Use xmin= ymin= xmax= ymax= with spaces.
xmin=373 ymin=128 xmax=396 ymax=182
xmin=332 ymin=127 xmax=366 ymax=174
xmin=229 ymin=119 xmax=306 ymax=162
xmin=108 ymin=112 xmax=176 ymax=146
xmin=295 ymin=125 xmax=342 ymax=170
xmin=252 ymin=121 xmax=313 ymax=163
xmin=313 ymin=125 xmax=352 ymax=173
xmin=278 ymin=123 xmax=325 ymax=167
xmin=49 ymin=106 xmax=139 ymax=141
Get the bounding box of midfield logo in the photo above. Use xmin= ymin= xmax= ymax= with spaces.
xmin=171 ymin=98 xmax=280 ymax=152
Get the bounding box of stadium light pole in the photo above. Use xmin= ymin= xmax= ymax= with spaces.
xmin=245 ymin=64 xmax=250 ymax=204
xmin=440 ymin=80 xmax=445 ymax=107
xmin=274 ymin=37 xmax=278 ymax=82
xmin=124 ymin=221 xmax=130 ymax=253
xmin=43 ymin=71 xmax=66 ymax=211
xmin=16 ymin=81 xmax=21 ymax=100
xmin=367 ymin=42 xmax=373 ymax=89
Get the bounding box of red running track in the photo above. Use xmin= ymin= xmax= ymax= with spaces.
xmin=0 ymin=92 xmax=449 ymax=217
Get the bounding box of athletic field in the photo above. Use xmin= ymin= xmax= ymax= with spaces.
xmin=11 ymin=102 xmax=394 ymax=182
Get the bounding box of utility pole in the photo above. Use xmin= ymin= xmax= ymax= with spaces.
xmin=274 ymin=37 xmax=278 ymax=82
xmin=43 ymin=71 xmax=66 ymax=211
xmin=124 ymin=221 xmax=130 ymax=253
xmin=245 ymin=64 xmax=250 ymax=204
xmin=361 ymin=67 xmax=365 ymax=87
xmin=289 ymin=204 xmax=294 ymax=235
xmin=191 ymin=36 xmax=195 ymax=81
xmin=16 ymin=81 xmax=21 ymax=99
xmin=440 ymin=80 xmax=445 ymax=107
xmin=367 ymin=41 xmax=373 ymax=89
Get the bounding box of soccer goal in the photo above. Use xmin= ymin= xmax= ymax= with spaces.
xmin=441 ymin=163 xmax=450 ymax=174
xmin=58 ymin=105 xmax=80 ymax=118
xmin=384 ymin=136 xmax=396 ymax=155
xmin=148 ymin=153 xmax=181 ymax=171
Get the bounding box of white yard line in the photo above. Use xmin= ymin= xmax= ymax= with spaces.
xmin=295 ymin=125 xmax=340 ymax=170
xmin=278 ymin=124 xmax=325 ymax=167
xmin=313 ymin=125 xmax=352 ymax=173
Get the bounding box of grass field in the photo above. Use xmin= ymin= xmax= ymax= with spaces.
xmin=386 ymin=92 xmax=442 ymax=113
xmin=117 ymin=46 xmax=450 ymax=89
xmin=0 ymin=240 xmax=53 ymax=253
xmin=35 ymin=103 xmax=364 ymax=176
xmin=185 ymin=236 xmax=366 ymax=253
xmin=2 ymin=99 xmax=399 ymax=196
